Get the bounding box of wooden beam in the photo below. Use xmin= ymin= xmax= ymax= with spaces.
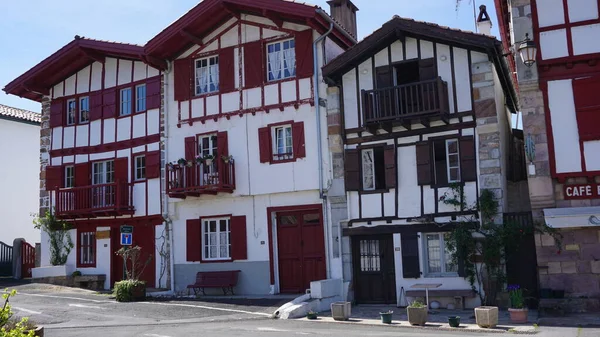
xmin=262 ymin=9 xmax=284 ymax=28
xmin=144 ymin=54 xmax=168 ymax=71
xmin=400 ymin=119 xmax=411 ymax=130
xmin=80 ymin=48 xmax=105 ymax=63
xmin=366 ymin=124 xmax=378 ymax=135
xmin=180 ymin=30 xmax=204 ymax=47
xmin=420 ymin=118 xmax=430 ymax=128
xmin=381 ymin=123 xmax=393 ymax=134
xmin=222 ymin=2 xmax=241 ymax=19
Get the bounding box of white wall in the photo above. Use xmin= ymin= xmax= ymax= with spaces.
xmin=0 ymin=119 xmax=40 ymax=245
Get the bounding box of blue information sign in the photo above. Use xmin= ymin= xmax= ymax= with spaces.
xmin=121 ymin=233 xmax=132 ymax=246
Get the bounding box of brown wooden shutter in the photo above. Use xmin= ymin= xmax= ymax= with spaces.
xmin=416 ymin=142 xmax=432 ymax=185
xmin=145 ymin=151 xmax=161 ymax=179
xmin=49 ymin=99 xmax=63 ymax=127
xmin=230 ymin=216 xmax=247 ymax=260
xmin=114 ymin=158 xmax=128 ymax=184
xmin=419 ymin=58 xmax=437 ymax=81
xmin=384 ymin=145 xmax=396 ymax=188
xmin=344 ymin=149 xmax=360 ymax=191
xmin=89 ymin=92 xmax=103 ymax=121
xmin=184 ymin=136 xmax=197 ymax=161
xmin=74 ymin=163 xmax=90 ymax=187
xmin=244 ymin=41 xmax=264 ymax=88
xmin=376 ymin=66 xmax=393 ymax=89
xmin=102 ymin=88 xmax=117 ymax=119
xmin=217 ymin=132 xmax=229 ymax=157
xmin=146 ymin=76 xmax=161 ymax=110
xmin=219 ymin=47 xmax=236 ymax=93
xmin=174 ymin=58 xmax=193 ymax=101
xmin=401 ymin=232 xmax=421 ymax=278
xmin=460 ymin=137 xmax=477 ymax=182
xmin=186 ymin=219 xmax=201 ymax=262
xmin=258 ymin=127 xmax=271 ymax=163
xmin=45 ymin=166 xmax=62 ymax=190
xmin=295 ymin=29 xmax=314 ymax=78
xmin=292 ymin=122 xmax=306 ymax=159
xmin=573 ymin=76 xmax=600 ymax=141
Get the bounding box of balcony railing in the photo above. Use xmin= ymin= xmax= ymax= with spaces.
xmin=55 ymin=181 xmax=134 ymax=218
xmin=362 ymin=77 xmax=450 ymax=125
xmin=166 ymin=160 xmax=235 ymax=198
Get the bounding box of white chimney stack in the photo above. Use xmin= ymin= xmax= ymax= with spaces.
xmin=476 ymin=4 xmax=493 ymax=36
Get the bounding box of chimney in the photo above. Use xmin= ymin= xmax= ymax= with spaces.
xmin=327 ymin=0 xmax=359 ymax=39
xmin=476 ymin=4 xmax=493 ymax=36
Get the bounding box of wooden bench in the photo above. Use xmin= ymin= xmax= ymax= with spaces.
xmin=406 ymin=289 xmax=476 ymax=309
xmin=187 ymin=270 xmax=241 ymax=296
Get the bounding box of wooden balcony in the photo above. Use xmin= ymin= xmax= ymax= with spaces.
xmin=167 ymin=160 xmax=235 ymax=199
xmin=55 ymin=181 xmax=134 ymax=219
xmin=362 ymin=77 xmax=450 ymax=130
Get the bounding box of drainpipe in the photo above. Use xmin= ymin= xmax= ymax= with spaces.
xmin=161 ymin=60 xmax=175 ymax=293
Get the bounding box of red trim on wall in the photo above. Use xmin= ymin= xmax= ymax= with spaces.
xmin=49 ymin=134 xmax=160 ymax=157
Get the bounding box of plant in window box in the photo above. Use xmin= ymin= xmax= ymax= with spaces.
xmin=221 ymin=155 xmax=233 ymax=164
xmin=114 ymin=245 xmax=152 ymax=302
xmin=203 ymin=154 xmax=214 ymax=166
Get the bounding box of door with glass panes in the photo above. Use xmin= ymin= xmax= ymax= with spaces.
xmin=198 ymin=134 xmax=218 ymax=185
xmin=92 ymin=160 xmax=114 ymax=208
xmin=352 ymin=235 xmax=396 ymax=304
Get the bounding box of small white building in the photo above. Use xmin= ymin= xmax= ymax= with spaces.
xmin=0 ymin=105 xmax=40 ymax=246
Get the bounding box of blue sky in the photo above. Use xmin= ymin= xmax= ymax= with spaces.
xmin=0 ymin=0 xmax=498 ymax=112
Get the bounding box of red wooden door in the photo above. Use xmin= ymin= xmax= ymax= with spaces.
xmin=111 ymin=225 xmax=155 ymax=288
xmin=277 ymin=210 xmax=326 ymax=294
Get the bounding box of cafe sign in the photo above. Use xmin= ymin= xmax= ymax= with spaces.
xmin=564 ymin=184 xmax=600 ymax=200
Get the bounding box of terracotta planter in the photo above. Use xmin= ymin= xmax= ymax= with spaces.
xmin=508 ymin=308 xmax=528 ymax=324
xmin=474 ymin=306 xmax=498 ymax=328
xmin=407 ymin=307 xmax=428 ymax=326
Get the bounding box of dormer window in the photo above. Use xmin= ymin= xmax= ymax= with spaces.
xmin=267 ymin=39 xmax=296 ymax=81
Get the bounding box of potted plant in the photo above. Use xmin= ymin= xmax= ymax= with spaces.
xmin=114 ymin=246 xmax=152 ymax=302
xmin=221 ymin=155 xmax=233 ymax=163
xmin=379 ymin=310 xmax=393 ymax=324
xmin=195 ymin=154 xmax=204 ymax=165
xmin=203 ymin=154 xmax=214 ymax=166
xmin=407 ymin=300 xmax=427 ymax=326
xmin=306 ymin=310 xmax=318 ymax=320
xmin=330 ymin=301 xmax=351 ymax=321
xmin=448 ymin=315 xmax=461 ymax=327
xmin=508 ymin=284 xmax=528 ymax=323
xmin=474 ymin=306 xmax=498 ymax=328
xmin=177 ymin=158 xmax=187 ymax=166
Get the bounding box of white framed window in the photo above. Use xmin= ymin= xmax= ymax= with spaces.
xmin=272 ymin=125 xmax=293 ymax=161
xmin=423 ymin=233 xmax=457 ymax=277
xmin=120 ymin=88 xmax=132 ymax=116
xmin=195 ymin=55 xmax=219 ymax=95
xmin=66 ymin=98 xmax=76 ymax=125
xmin=64 ymin=165 xmax=74 ymax=188
xmin=79 ymin=96 xmax=89 ymax=123
xmin=446 ymin=139 xmax=460 ymax=183
xmin=79 ymin=231 xmax=95 ymax=266
xmin=202 ymin=217 xmax=231 ymax=260
xmin=135 ymin=84 xmax=146 ymax=112
xmin=92 ymin=160 xmax=115 ymax=185
xmin=267 ymin=39 xmax=296 ymax=81
xmin=361 ymin=149 xmax=375 ymax=190
xmin=134 ymin=155 xmax=146 ymax=181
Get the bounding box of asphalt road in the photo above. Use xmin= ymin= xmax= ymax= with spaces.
xmin=3 ymin=283 xmax=600 ymax=337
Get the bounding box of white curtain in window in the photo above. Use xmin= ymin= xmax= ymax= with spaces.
xmin=283 ymin=48 xmax=296 ymax=76
xmin=210 ymin=64 xmax=219 ymax=90
xmin=269 ymin=51 xmax=282 ymax=80
xmin=199 ymin=67 xmax=208 ymax=93
xmin=276 ymin=128 xmax=285 ymax=154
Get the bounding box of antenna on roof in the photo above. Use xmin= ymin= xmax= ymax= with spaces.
xmin=455 ymin=0 xmax=478 ymax=33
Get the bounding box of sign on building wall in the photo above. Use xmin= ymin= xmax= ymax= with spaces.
xmin=564 ymin=184 xmax=600 ymax=199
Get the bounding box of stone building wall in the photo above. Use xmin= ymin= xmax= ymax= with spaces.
xmin=39 ymin=96 xmax=51 ymax=216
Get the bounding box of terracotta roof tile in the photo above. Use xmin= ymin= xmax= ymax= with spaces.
xmin=0 ymin=104 xmax=41 ymax=123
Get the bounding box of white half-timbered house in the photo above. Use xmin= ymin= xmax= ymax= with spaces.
xmin=323 ymin=15 xmax=522 ymax=307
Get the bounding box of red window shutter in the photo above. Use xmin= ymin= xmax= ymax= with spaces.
xmin=89 ymin=91 xmax=103 ymax=121
xmin=219 ymin=47 xmax=236 ymax=93
xmin=102 ymin=88 xmax=117 ymax=119
xmin=216 ymin=132 xmax=229 ymax=157
xmin=49 ymin=99 xmax=63 ymax=128
xmin=292 ymin=122 xmax=306 ymax=159
xmin=174 ymin=58 xmax=193 ymax=101
xmin=344 ymin=149 xmax=360 ymax=191
xmin=244 ymin=41 xmax=264 ymax=88
xmin=295 ymin=29 xmax=314 ymax=78
xmin=186 ymin=219 xmax=201 ymax=262
xmin=45 ymin=166 xmax=62 ymax=190
xmin=416 ymin=142 xmax=432 ymax=185
xmin=460 ymin=137 xmax=477 ymax=182
xmin=74 ymin=163 xmax=90 ymax=187
xmin=114 ymin=157 xmax=129 ymax=184
xmin=185 ymin=136 xmax=197 ymax=161
xmin=230 ymin=216 xmax=247 ymax=260
xmin=384 ymin=145 xmax=396 ymax=188
xmin=258 ymin=127 xmax=271 ymax=163
xmin=573 ymin=76 xmax=600 ymax=141
xmin=146 ymin=151 xmax=161 ymax=179
xmin=146 ymin=76 xmax=161 ymax=110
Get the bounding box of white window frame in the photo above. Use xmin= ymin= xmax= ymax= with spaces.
xmin=202 ymin=217 xmax=231 ymax=261
xmin=198 ymin=134 xmax=218 ymax=177
xmin=272 ymin=125 xmax=293 ymax=161
xmin=79 ymin=96 xmax=89 ymax=124
xmin=120 ymin=88 xmax=132 ymax=116
xmin=195 ymin=55 xmax=219 ymax=95
xmin=423 ymin=232 xmax=458 ymax=277
xmin=66 ymin=98 xmax=76 ymax=125
xmin=64 ymin=165 xmax=74 ymax=188
xmin=135 ymin=84 xmax=146 ymax=113
xmin=445 ymin=139 xmax=461 ymax=183
xmin=134 ymin=155 xmax=146 ymax=181
xmin=92 ymin=160 xmax=115 ymax=185
xmin=266 ymin=39 xmax=296 ymax=82
xmin=79 ymin=231 xmax=95 ymax=265
xmin=361 ymin=148 xmax=376 ymax=191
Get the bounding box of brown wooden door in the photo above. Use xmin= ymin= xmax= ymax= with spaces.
xmin=352 ymin=235 xmax=396 ymax=304
xmin=277 ymin=210 xmax=326 ymax=294
xmin=111 ymin=225 xmax=155 ymax=288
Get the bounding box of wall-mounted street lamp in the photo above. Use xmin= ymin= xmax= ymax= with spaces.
xmin=517 ymin=33 xmax=537 ymax=67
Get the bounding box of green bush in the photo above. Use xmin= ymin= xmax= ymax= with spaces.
xmin=114 ymin=280 xmax=146 ymax=302
xmin=1 ymin=290 xmax=35 ymax=337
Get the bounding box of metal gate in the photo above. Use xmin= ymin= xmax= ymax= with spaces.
xmin=21 ymin=241 xmax=35 ymax=279
xmin=0 ymin=241 xmax=12 ymax=277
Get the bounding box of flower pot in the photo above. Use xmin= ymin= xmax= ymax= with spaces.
xmin=205 ymin=158 xmax=213 ymax=166
xmin=330 ymin=301 xmax=351 ymax=321
xmin=407 ymin=307 xmax=428 ymax=326
xmin=131 ymin=283 xmax=146 ymax=301
xmin=380 ymin=312 xmax=393 ymax=324
xmin=307 ymin=312 xmax=318 ymax=320
xmin=508 ymin=308 xmax=528 ymax=324
xmin=475 ymin=306 xmax=498 ymax=328
xmin=448 ymin=316 xmax=461 ymax=328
